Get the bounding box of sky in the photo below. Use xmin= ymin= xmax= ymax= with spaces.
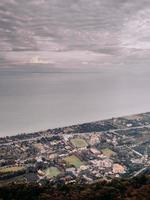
xmin=0 ymin=0 xmax=150 ymax=68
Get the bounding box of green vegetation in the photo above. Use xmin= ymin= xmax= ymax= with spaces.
xmin=0 ymin=166 xmax=25 ymax=175
xmin=64 ymin=155 xmax=83 ymax=168
xmin=44 ymin=167 xmax=60 ymax=178
xmin=70 ymin=138 xmax=88 ymax=148
xmin=1 ymin=175 xmax=150 ymax=200
xmin=101 ymin=148 xmax=116 ymax=157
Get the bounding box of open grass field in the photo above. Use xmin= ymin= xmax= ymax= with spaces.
xmin=70 ymin=138 xmax=88 ymax=148
xmin=44 ymin=167 xmax=60 ymax=178
xmin=0 ymin=166 xmax=25 ymax=175
xmin=101 ymin=148 xmax=116 ymax=158
xmin=64 ymin=155 xmax=83 ymax=168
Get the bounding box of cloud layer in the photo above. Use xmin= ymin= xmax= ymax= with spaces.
xmin=0 ymin=0 xmax=150 ymax=67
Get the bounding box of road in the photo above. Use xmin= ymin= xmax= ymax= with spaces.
xmin=1 ymin=124 xmax=150 ymax=147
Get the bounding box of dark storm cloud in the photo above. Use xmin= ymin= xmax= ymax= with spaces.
xmin=0 ymin=0 xmax=150 ymax=66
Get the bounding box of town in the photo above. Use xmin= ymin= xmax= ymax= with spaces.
xmin=0 ymin=112 xmax=150 ymax=185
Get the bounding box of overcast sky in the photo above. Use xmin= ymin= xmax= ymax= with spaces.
xmin=0 ymin=0 xmax=150 ymax=68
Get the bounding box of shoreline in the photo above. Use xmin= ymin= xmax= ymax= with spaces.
xmin=1 ymin=111 xmax=149 ymax=139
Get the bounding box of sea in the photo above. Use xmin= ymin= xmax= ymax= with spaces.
xmin=0 ymin=65 xmax=150 ymax=137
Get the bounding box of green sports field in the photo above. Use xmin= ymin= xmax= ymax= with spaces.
xmin=101 ymin=148 xmax=116 ymax=157
xmin=64 ymin=155 xmax=83 ymax=168
xmin=44 ymin=167 xmax=61 ymax=178
xmin=0 ymin=166 xmax=25 ymax=175
xmin=70 ymin=138 xmax=88 ymax=148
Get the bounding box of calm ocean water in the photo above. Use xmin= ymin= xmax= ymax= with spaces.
xmin=0 ymin=65 xmax=150 ymax=137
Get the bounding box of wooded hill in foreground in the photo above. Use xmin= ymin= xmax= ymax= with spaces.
xmin=0 ymin=175 xmax=150 ymax=200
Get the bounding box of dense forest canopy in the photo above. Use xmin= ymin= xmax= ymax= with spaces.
xmin=0 ymin=175 xmax=150 ymax=200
